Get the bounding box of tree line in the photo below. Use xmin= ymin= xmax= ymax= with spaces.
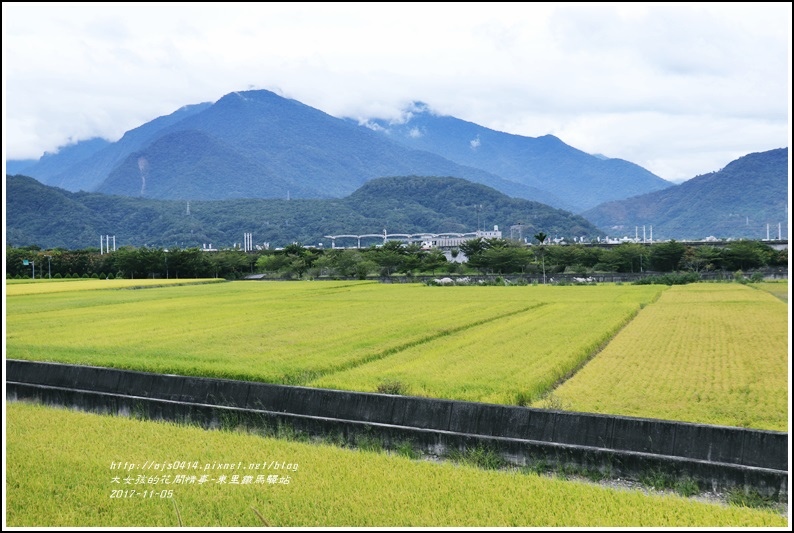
xmin=6 ymin=238 xmax=786 ymax=281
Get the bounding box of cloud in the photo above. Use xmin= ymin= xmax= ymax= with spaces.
xmin=2 ymin=3 xmax=790 ymax=183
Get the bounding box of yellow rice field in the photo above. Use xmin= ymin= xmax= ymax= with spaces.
xmin=5 ymin=280 xmax=788 ymax=429
xmin=546 ymin=283 xmax=790 ymax=431
xmin=5 ymin=402 xmax=787 ymax=528
xmin=311 ymin=296 xmax=644 ymax=405
xmin=4 ymin=277 xmax=224 ymax=295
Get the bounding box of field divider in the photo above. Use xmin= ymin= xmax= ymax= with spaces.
xmin=5 ymin=359 xmax=788 ymax=500
xmin=299 ymin=303 xmax=548 ymax=385
xmin=538 ymin=300 xmax=649 ymax=400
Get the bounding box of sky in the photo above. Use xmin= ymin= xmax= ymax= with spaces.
xmin=2 ymin=2 xmax=792 ymax=183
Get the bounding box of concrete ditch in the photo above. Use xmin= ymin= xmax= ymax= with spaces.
xmin=6 ymin=359 xmax=788 ymax=500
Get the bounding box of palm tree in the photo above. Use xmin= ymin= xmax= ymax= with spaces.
xmin=534 ymin=232 xmax=548 ymax=283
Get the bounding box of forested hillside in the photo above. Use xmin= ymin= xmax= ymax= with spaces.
xmin=6 ymin=175 xmax=603 ymax=250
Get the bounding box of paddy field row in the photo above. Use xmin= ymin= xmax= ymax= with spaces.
xmin=6 ymin=279 xmax=788 ymax=429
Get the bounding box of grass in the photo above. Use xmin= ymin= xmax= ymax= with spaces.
xmin=445 ymin=445 xmax=506 ymax=470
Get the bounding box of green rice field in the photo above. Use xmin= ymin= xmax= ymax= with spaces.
xmin=5 ymin=402 xmax=787 ymax=527
xmin=5 ymin=279 xmax=788 ymax=429
xmin=6 ymin=280 xmax=664 ymax=406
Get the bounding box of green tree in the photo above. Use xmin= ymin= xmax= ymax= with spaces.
xmin=256 ymin=252 xmax=289 ymax=275
xmin=211 ymin=250 xmax=251 ymax=279
xmin=649 ymin=241 xmax=686 ymax=272
xmin=481 ymin=245 xmax=532 ymax=274
xmin=422 ymin=249 xmax=448 ymax=275
xmin=282 ymin=243 xmax=317 ymax=278
xmin=369 ymin=241 xmax=407 ymax=277
xmin=113 ymin=246 xmax=146 ymax=278
xmin=721 ymin=240 xmax=774 ymax=271
xmin=165 ymin=248 xmax=208 ymax=278
xmin=397 ymin=243 xmax=424 ymax=276
xmin=604 ymin=243 xmax=647 ymax=273
xmin=681 ymin=245 xmax=722 ymax=273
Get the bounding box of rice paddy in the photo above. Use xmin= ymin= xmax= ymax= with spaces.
xmin=6 ymin=278 xmax=790 ymax=527
xmin=6 ymin=402 xmax=787 ymax=528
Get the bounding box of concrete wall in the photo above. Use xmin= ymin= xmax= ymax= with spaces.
xmin=6 ymin=359 xmax=788 ymax=498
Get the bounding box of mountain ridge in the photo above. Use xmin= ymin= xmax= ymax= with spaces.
xmin=581 ymin=148 xmax=789 ymax=240
xmin=7 ymin=89 xmax=666 ymax=211
xmin=6 ymin=174 xmax=605 ymax=250
xmin=359 ymin=103 xmax=673 ymax=211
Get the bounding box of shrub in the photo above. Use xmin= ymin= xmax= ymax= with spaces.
xmin=377 ymin=380 xmax=407 ymax=395
xmin=633 ymin=272 xmax=700 ymax=286
xmin=537 ymin=394 xmax=567 ymax=411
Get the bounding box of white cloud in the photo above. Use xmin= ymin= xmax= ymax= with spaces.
xmin=2 ymin=2 xmax=791 ymax=183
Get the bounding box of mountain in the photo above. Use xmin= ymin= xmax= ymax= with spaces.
xmin=6 ymin=137 xmax=112 ymax=184
xmin=25 ymin=103 xmax=213 ymax=192
xmin=96 ymin=129 xmax=316 ymax=200
xmin=14 ymin=90 xmax=547 ymax=203
xmin=5 ymin=158 xmax=39 ymax=176
xmin=5 ymin=174 xmax=604 ymax=250
xmin=5 ymin=175 xmax=108 ymax=249
xmin=11 ymin=90 xmax=665 ymax=209
xmin=359 ymin=103 xmax=673 ymax=211
xmin=581 ymin=148 xmax=789 ymax=240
